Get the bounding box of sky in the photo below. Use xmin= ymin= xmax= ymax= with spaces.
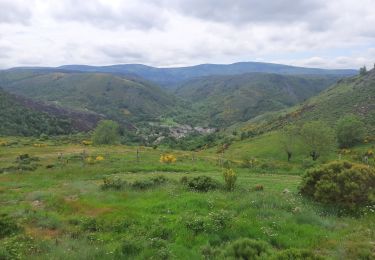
xmin=0 ymin=0 xmax=374 ymax=69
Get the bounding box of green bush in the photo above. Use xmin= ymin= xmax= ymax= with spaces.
xmin=223 ymin=238 xmax=269 ymax=259
xmin=80 ymin=217 xmax=101 ymax=232
xmin=185 ymin=215 xmax=207 ymax=234
xmin=115 ymin=238 xmax=141 ymax=257
xmin=0 ymin=235 xmax=36 ymax=260
xmin=208 ymin=210 xmax=232 ymax=231
xmin=223 ymin=168 xmax=237 ymax=191
xmin=0 ymin=214 xmax=21 ymax=239
xmin=301 ymin=159 xmax=318 ymax=169
xmin=12 ymin=154 xmax=40 ymax=172
xmin=131 ymin=175 xmax=168 ymax=190
xmin=272 ymin=248 xmax=323 ymax=260
xmin=185 ymin=210 xmax=232 ymax=235
xmin=150 ymin=175 xmax=168 ymax=185
xmin=186 ymin=176 xmax=220 ymax=192
xmin=101 ymin=177 xmax=127 ymax=191
xmin=300 ymin=161 xmax=375 ymax=209
xmin=92 ymin=120 xmax=120 ymax=145
xmin=336 ymin=115 xmax=366 ymax=148
xmin=132 ymin=179 xmax=155 ymax=190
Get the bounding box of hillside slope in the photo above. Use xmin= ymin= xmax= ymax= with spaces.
xmin=175 ymin=73 xmax=341 ymax=126
xmin=245 ymin=68 xmax=375 ymax=134
xmin=1 ymin=72 xmax=179 ymax=125
xmin=0 ymin=89 xmax=101 ymax=136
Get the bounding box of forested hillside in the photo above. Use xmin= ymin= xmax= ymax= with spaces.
xmin=176 ymin=73 xmax=341 ymax=126
xmin=1 ymin=72 xmax=180 ymax=126
xmin=0 ymin=89 xmax=75 ymax=136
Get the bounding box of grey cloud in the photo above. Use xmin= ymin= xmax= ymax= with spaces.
xmin=0 ymin=1 xmax=32 ymax=24
xmin=53 ymin=0 xmax=166 ymax=30
xmin=0 ymin=46 xmax=13 ymax=59
xmin=98 ymin=45 xmax=147 ymax=62
xmin=167 ymin=0 xmax=326 ymax=24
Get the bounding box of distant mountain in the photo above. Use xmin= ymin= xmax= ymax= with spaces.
xmin=0 ymin=88 xmax=101 ymax=136
xmin=247 ymin=68 xmax=375 ymax=134
xmin=6 ymin=62 xmax=356 ymax=89
xmin=0 ymin=71 xmax=179 ymax=126
xmin=175 ymin=73 xmax=342 ymax=126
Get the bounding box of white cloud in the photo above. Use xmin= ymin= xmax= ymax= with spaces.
xmin=0 ymin=0 xmax=374 ymax=69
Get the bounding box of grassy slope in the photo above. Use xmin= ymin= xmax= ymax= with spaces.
xmin=0 ymin=71 xmax=179 ymax=125
xmin=240 ymin=68 xmax=375 ymax=134
xmin=0 ymin=138 xmax=374 ymax=259
xmin=175 ymin=73 xmax=341 ymax=126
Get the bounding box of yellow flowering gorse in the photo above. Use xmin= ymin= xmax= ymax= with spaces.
xmin=160 ymin=154 xmax=177 ymax=164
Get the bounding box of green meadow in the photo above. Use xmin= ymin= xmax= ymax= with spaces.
xmin=0 ymin=136 xmax=374 ymax=259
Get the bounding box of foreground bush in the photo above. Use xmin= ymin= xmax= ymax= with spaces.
xmin=92 ymin=120 xmax=120 ymax=145
xmin=336 ymin=114 xmax=366 ymax=148
xmin=223 ymin=238 xmax=269 ymax=259
xmin=300 ymin=161 xmax=375 ymax=209
xmin=132 ymin=175 xmax=168 ymax=190
xmin=101 ymin=177 xmax=127 ymax=191
xmin=223 ymin=168 xmax=237 ymax=191
xmin=185 ymin=176 xmax=220 ymax=192
xmin=101 ymin=176 xmax=169 ymax=191
xmin=0 ymin=214 xmax=21 ymax=239
xmin=272 ymin=248 xmax=323 ymax=260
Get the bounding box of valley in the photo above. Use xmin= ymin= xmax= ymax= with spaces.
xmin=0 ymin=62 xmax=374 ymax=260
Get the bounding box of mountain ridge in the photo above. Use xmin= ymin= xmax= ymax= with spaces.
xmin=4 ymin=61 xmax=357 ymax=89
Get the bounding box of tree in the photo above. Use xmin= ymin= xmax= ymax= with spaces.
xmin=336 ymin=115 xmax=366 ymax=148
xmin=359 ymin=66 xmax=367 ymax=76
xmin=92 ymin=120 xmax=120 ymax=145
xmin=280 ymin=125 xmax=300 ymax=162
xmin=300 ymin=121 xmax=335 ymax=161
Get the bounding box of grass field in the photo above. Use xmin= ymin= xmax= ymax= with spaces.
xmin=0 ymin=137 xmax=374 ymax=259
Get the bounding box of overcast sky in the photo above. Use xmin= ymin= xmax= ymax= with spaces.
xmin=0 ymin=0 xmax=374 ymax=69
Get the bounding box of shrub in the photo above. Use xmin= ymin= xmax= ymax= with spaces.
xmin=115 ymin=238 xmax=141 ymax=257
xmin=241 ymin=156 xmax=259 ymax=168
xmin=272 ymin=248 xmax=323 ymax=260
xmin=150 ymin=175 xmax=168 ymax=185
xmin=300 ymin=121 xmax=336 ymax=161
xmin=80 ymin=217 xmax=101 ymax=232
xmin=0 ymin=214 xmax=21 ymax=239
xmin=223 ymin=168 xmax=237 ymax=191
xmin=131 ymin=176 xmax=169 ymax=190
xmin=101 ymin=177 xmax=127 ymax=191
xmin=300 ymin=161 xmax=375 ymax=209
xmin=95 ymin=156 xmax=104 ymax=161
xmin=336 ymin=115 xmax=366 ymax=148
xmin=185 ymin=215 xmax=207 ymax=234
xmin=92 ymin=120 xmax=120 ymax=145
xmin=185 ymin=210 xmax=232 ymax=235
xmin=160 ymin=154 xmax=177 ymax=164
xmin=14 ymin=154 xmax=40 ymax=172
xmin=132 ymin=179 xmax=155 ymax=190
xmin=81 ymin=140 xmax=92 ymax=146
xmin=180 ymin=176 xmax=189 ymax=184
xmin=223 ymin=238 xmax=269 ymax=259
xmin=0 ymin=235 xmax=36 ymax=260
xmin=201 ymin=245 xmax=223 ymax=259
xmin=301 ymin=159 xmax=318 ymax=169
xmin=186 ymin=176 xmax=220 ymax=192
xmin=365 ymin=150 xmax=374 ymax=158
xmin=208 ymin=210 xmax=232 ymax=231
